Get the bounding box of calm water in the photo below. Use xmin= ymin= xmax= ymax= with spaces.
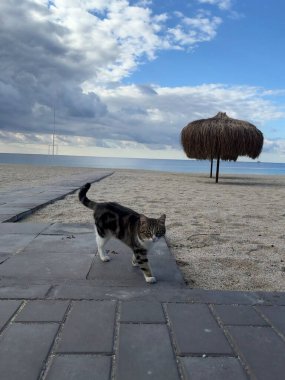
xmin=0 ymin=153 xmax=285 ymax=176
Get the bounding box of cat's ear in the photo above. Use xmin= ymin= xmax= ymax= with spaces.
xmin=159 ymin=214 xmax=166 ymax=224
xmin=140 ymin=215 xmax=148 ymax=225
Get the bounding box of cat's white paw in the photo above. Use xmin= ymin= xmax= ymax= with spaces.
xmin=145 ymin=276 xmax=156 ymax=284
xmin=132 ymin=260 xmax=139 ymax=267
xmin=100 ymin=255 xmax=111 ymax=262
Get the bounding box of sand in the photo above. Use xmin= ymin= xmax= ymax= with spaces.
xmin=1 ymin=163 xmax=285 ymax=291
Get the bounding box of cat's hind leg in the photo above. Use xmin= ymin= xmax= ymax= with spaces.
xmin=94 ymin=226 xmax=111 ymax=262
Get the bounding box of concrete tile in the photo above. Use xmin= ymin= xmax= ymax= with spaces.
xmin=0 ymin=252 xmax=94 ymax=280
xmin=180 ymin=357 xmax=247 ymax=380
xmin=257 ymin=292 xmax=285 ymax=306
xmin=0 ymin=300 xmax=22 ymax=330
xmin=166 ymin=303 xmax=232 ymax=355
xmin=0 ymin=207 xmax=30 ymax=215
xmin=16 ymin=301 xmax=69 ymax=322
xmin=227 ymin=326 xmax=285 ymax=380
xmin=20 ymin=233 xmax=96 ymax=255
xmin=0 ymin=215 xmax=16 ymax=222
xmin=0 ymin=223 xmax=50 ymax=235
xmin=0 ymin=253 xmax=9 ymax=264
xmin=257 ymin=306 xmax=285 ymax=336
xmin=213 ymin=305 xmax=268 ymax=325
xmin=42 ymin=223 xmax=94 ymax=235
xmin=87 ymin=238 xmax=184 ymax=286
xmin=0 ymin=234 xmax=35 ymax=253
xmin=0 ymin=285 xmax=50 ymax=299
xmin=57 ymin=301 xmax=116 ymax=353
xmin=116 ymin=324 xmax=180 ymax=380
xmin=0 ymin=323 xmax=59 ymax=380
xmin=46 ymin=355 xmax=111 ymax=380
xmin=87 ymin=241 xmax=146 ymax=286
xmin=120 ymin=301 xmax=165 ymax=323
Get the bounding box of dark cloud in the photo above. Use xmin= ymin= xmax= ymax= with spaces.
xmin=0 ymin=1 xmax=284 ymax=155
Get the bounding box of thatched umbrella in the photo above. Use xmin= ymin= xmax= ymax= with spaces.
xmin=181 ymin=112 xmax=264 ymax=183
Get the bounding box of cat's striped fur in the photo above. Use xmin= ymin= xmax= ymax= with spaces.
xmin=78 ymin=183 xmax=166 ymax=283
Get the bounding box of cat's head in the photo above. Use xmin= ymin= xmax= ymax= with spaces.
xmin=139 ymin=214 xmax=166 ymax=243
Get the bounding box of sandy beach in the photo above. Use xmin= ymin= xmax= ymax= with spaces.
xmin=1 ymin=163 xmax=285 ymax=291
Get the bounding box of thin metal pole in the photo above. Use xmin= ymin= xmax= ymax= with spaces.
xmin=216 ymin=155 xmax=220 ymax=183
xmin=210 ymin=158 xmax=213 ymax=178
xmin=52 ymin=101 xmax=55 ymax=156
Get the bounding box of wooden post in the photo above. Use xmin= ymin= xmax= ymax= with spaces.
xmin=210 ymin=158 xmax=213 ymax=178
xmin=216 ymin=154 xmax=220 ymax=183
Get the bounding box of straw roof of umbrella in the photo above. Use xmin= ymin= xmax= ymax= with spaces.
xmin=181 ymin=112 xmax=264 ymax=182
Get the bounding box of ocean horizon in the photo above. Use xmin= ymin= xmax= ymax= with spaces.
xmin=0 ymin=152 xmax=285 ymax=176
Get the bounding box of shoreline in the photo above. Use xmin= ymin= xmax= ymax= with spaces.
xmin=1 ymin=164 xmax=285 ymax=292
xmin=1 ymin=153 xmax=285 ymax=177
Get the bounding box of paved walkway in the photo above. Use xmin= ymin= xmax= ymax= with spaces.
xmin=0 ymin=172 xmax=285 ymax=379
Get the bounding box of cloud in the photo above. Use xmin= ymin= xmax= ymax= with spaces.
xmin=0 ymin=0 xmax=229 ymax=142
xmin=167 ymin=11 xmax=222 ymax=47
xmin=1 ymin=82 xmax=284 ymax=151
xmin=197 ymin=0 xmax=232 ymax=11
xmin=1 ymin=0 xmax=284 ymax=160
xmin=263 ymin=139 xmax=285 ymax=154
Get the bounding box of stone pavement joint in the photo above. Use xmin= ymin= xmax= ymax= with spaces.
xmin=0 ymin=171 xmax=284 ymax=379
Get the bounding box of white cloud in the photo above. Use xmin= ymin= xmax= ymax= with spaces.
xmin=1 ymin=1 xmax=285 ymax=162
xmin=197 ymin=0 xmax=232 ymax=11
xmin=263 ymin=139 xmax=285 ymax=154
xmin=167 ymin=13 xmax=222 ymax=46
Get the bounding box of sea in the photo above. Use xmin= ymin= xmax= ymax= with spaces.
xmin=0 ymin=153 xmax=285 ymax=176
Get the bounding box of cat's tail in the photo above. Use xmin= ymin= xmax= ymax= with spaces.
xmin=78 ymin=183 xmax=97 ymax=210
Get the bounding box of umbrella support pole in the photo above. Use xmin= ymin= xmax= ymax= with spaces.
xmin=216 ymin=155 xmax=220 ymax=183
xmin=210 ymin=158 xmax=213 ymax=178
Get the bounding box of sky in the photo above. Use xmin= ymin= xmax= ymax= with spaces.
xmin=0 ymin=0 xmax=285 ymax=162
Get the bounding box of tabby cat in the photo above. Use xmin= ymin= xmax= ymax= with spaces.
xmin=78 ymin=183 xmax=166 ymax=283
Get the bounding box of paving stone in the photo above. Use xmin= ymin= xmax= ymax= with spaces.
xmin=0 ymin=223 xmax=50 ymax=235
xmin=227 ymin=326 xmax=285 ymax=380
xmin=0 ymin=207 xmax=30 ymax=215
xmin=87 ymin=238 xmax=184 ymax=287
xmin=87 ymin=241 xmax=146 ymax=286
xmin=180 ymin=357 xmax=247 ymax=380
xmin=57 ymin=301 xmax=116 ymax=353
xmin=116 ymin=324 xmax=180 ymax=380
xmin=0 ymin=300 xmax=22 ymax=330
xmin=46 ymin=355 xmax=111 ymax=380
xmin=0 ymin=252 xmax=94 ymax=280
xmin=42 ymin=223 xmax=94 ymax=235
xmin=166 ymin=303 xmax=232 ymax=355
xmin=16 ymin=301 xmax=69 ymax=322
xmin=257 ymin=291 xmax=285 ymax=305
xmin=0 ymin=234 xmax=35 ymax=253
xmin=256 ymin=305 xmax=285 ymax=336
xmin=0 ymin=253 xmax=9 ymax=264
xmin=7 ymin=202 xmax=42 ymax=208
xmin=213 ymin=304 xmax=268 ymax=325
xmin=0 ymin=285 xmax=50 ymax=299
xmin=0 ymin=323 xmax=59 ymax=380
xmin=0 ymin=214 xmax=16 ymax=222
xmin=120 ymin=301 xmax=165 ymax=323
xmin=20 ymin=233 xmax=96 ymax=255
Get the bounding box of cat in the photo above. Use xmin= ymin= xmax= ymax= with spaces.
xmin=78 ymin=183 xmax=166 ymax=283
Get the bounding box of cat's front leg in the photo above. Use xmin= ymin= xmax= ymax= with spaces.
xmin=133 ymin=248 xmax=156 ymax=284
xmin=132 ymin=254 xmax=139 ymax=267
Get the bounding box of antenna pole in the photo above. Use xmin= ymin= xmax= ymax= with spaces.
xmin=52 ymin=101 xmax=55 ymax=155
